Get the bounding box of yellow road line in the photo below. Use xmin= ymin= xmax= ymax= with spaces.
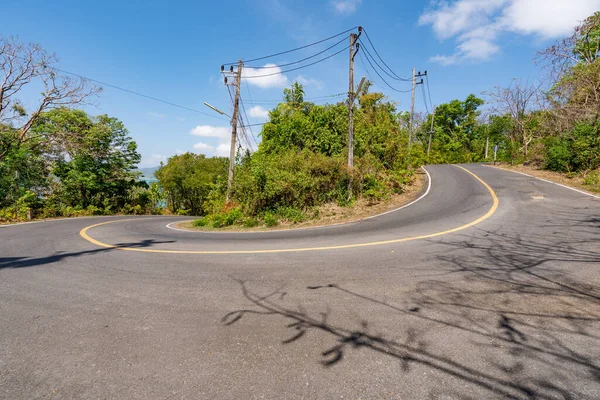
xmin=79 ymin=165 xmax=499 ymax=254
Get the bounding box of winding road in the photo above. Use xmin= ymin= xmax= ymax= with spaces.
xmin=1 ymin=164 xmax=599 ymax=399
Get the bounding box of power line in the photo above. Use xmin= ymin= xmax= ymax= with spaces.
xmin=47 ymin=65 xmax=229 ymax=121
xmin=425 ymin=74 xmax=434 ymax=112
xmin=358 ymin=38 xmax=411 ymax=83
xmin=244 ymin=36 xmax=347 ymax=69
xmin=239 ymin=97 xmax=258 ymax=150
xmin=242 ymin=46 xmax=347 ymax=79
xmin=245 ymin=92 xmax=347 ymax=104
xmin=223 ymin=27 xmax=358 ymax=65
xmin=359 ymin=46 xmax=412 ymax=93
xmin=421 ymin=83 xmax=430 ymax=114
xmin=362 ymin=28 xmax=411 ymax=81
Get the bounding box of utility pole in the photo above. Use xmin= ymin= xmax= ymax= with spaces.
xmin=408 ymin=69 xmax=426 ymax=155
xmin=226 ymin=60 xmax=242 ymax=203
xmin=485 ymin=134 xmax=489 ymax=159
xmin=347 ymin=26 xmax=362 ymax=199
xmin=427 ymin=105 xmax=435 ymax=157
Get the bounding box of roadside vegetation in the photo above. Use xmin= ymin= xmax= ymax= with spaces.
xmin=1 ymin=12 xmax=598 ymax=224
xmin=162 ymin=82 xmax=422 ymax=229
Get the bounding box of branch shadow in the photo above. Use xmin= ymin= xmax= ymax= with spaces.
xmin=0 ymin=239 xmax=175 ymax=269
xmin=221 ymin=220 xmax=600 ymax=398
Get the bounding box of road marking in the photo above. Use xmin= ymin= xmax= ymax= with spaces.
xmin=79 ymin=165 xmax=499 ymax=254
xmin=164 ymin=167 xmax=433 ymax=234
xmin=483 ymin=165 xmax=600 ymax=199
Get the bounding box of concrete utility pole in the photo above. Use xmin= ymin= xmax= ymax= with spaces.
xmin=347 ymin=27 xmax=362 ymax=199
xmin=485 ymin=134 xmax=489 ymax=159
xmin=226 ymin=60 xmax=242 ymax=203
xmin=408 ymin=70 xmax=426 ymax=155
xmin=427 ymin=105 xmax=435 ymax=157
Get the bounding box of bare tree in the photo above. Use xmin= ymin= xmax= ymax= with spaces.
xmin=485 ymin=80 xmax=543 ymax=157
xmin=537 ymin=12 xmax=600 ymax=77
xmin=537 ymin=12 xmax=600 ymax=126
xmin=0 ymin=36 xmax=99 ymax=160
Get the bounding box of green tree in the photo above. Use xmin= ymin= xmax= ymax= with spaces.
xmin=155 ymin=153 xmax=228 ymax=215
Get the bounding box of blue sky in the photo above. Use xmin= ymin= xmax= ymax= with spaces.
xmin=3 ymin=0 xmax=599 ymax=166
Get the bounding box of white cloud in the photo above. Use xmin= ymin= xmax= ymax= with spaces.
xmin=147 ymin=112 xmax=165 ymax=118
xmin=332 ymin=0 xmax=361 ymax=14
xmin=190 ymin=125 xmax=230 ymax=139
xmin=139 ymin=153 xmax=167 ymax=167
xmin=193 ymin=142 xmax=214 ymax=152
xmin=420 ymin=0 xmax=600 ymax=65
xmin=188 ymin=126 xmax=243 ymax=158
xmin=243 ymin=64 xmax=289 ymax=89
xmin=295 ymin=75 xmax=324 ymax=90
xmin=215 ymin=143 xmax=231 ymax=157
xmin=248 ymin=105 xmax=270 ymax=119
xmin=501 ymin=0 xmax=600 ymax=38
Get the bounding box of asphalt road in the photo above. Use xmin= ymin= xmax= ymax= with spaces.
xmin=1 ymin=164 xmax=599 ymax=399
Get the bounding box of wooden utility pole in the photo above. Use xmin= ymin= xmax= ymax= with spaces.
xmin=347 ymin=27 xmax=362 ymax=199
xmin=409 ymin=68 xmax=416 ymax=154
xmin=427 ymin=105 xmax=435 ymax=157
xmin=226 ymin=60 xmax=242 ymax=203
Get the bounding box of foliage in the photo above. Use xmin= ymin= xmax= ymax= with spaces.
xmin=186 ymin=81 xmax=419 ymax=229
xmin=0 ymin=108 xmax=149 ymax=222
xmin=154 ymin=153 xmax=228 ymax=215
xmin=544 ymin=122 xmax=600 ymax=172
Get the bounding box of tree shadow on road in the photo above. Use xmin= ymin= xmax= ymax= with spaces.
xmin=222 ymin=222 xmax=600 ymax=398
xmin=0 ymin=239 xmax=175 ymax=269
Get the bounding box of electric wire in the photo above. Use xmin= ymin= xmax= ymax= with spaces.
xmin=242 ymin=46 xmax=347 ymax=79
xmin=246 ymin=92 xmax=347 ymax=104
xmin=242 ymin=81 xmax=260 ymax=147
xmin=358 ymin=38 xmax=411 ymax=83
xmin=243 ymin=36 xmax=347 ymax=69
xmin=362 ymin=28 xmax=412 ymax=81
xmin=359 ymin=45 xmax=412 ymax=93
xmin=223 ymin=26 xmax=358 ymax=65
xmin=421 ymin=83 xmax=430 ymax=114
xmin=239 ymin=97 xmax=258 ymax=150
xmin=426 ymin=74 xmax=434 ymax=112
xmin=45 ymin=65 xmax=229 ymax=121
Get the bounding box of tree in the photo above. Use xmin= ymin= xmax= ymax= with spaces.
xmin=485 ymin=80 xmax=542 ymax=157
xmin=424 ymin=94 xmax=484 ymax=163
xmin=0 ymin=36 xmax=99 ymax=160
xmin=155 ymin=153 xmax=228 ymax=215
xmin=539 ymin=12 xmax=600 ymax=125
xmin=38 ymin=108 xmax=141 ymax=209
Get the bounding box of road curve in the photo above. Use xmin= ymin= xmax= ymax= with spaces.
xmin=78 ymin=164 xmax=497 ymax=253
xmin=1 ymin=164 xmax=599 ymax=399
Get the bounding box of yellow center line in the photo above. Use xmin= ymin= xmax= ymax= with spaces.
xmin=79 ymin=165 xmax=499 ymax=254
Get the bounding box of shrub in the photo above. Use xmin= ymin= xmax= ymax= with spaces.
xmin=192 ymin=218 xmax=207 ymax=227
xmin=243 ymin=217 xmax=259 ymax=228
xmin=278 ymin=207 xmax=306 ymax=224
xmin=583 ymin=171 xmax=600 ymax=186
xmin=263 ymin=212 xmax=278 ymax=227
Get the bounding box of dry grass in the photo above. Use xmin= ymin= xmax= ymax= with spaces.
xmin=178 ymin=169 xmax=427 ymax=232
xmin=491 ymin=163 xmax=600 ymax=194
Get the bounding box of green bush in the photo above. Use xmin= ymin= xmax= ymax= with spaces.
xmin=583 ymin=171 xmax=600 ymax=186
xmin=545 ymin=122 xmax=600 ymax=173
xmin=243 ymin=217 xmax=259 ymax=228
xmin=278 ymin=207 xmax=306 ymax=224
xmin=201 ymin=207 xmax=244 ymax=228
xmin=86 ymin=205 xmax=105 ymax=215
xmin=192 ymin=218 xmax=207 ymax=227
xmin=263 ymin=212 xmax=278 ymax=227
